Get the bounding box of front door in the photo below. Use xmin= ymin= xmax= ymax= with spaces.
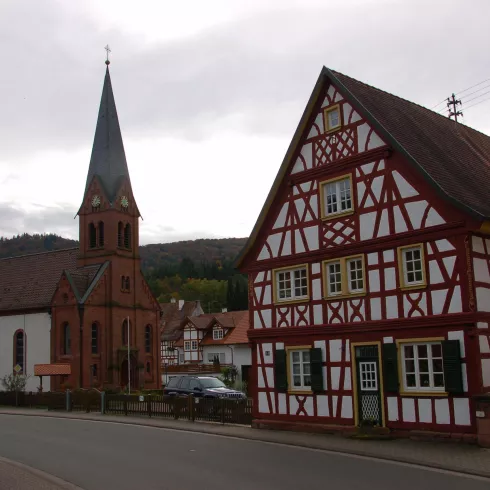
xmin=354 ymin=344 xmax=383 ymax=426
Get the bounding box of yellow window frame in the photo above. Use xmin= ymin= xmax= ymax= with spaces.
xmin=323 ymin=103 xmax=342 ymax=133
xmin=319 ymin=173 xmax=354 ymax=221
xmin=323 ymin=254 xmax=366 ymax=300
xmin=397 ymin=243 xmax=427 ymax=291
xmin=285 ymin=345 xmax=313 ymax=395
xmin=272 ymin=264 xmax=310 ymax=305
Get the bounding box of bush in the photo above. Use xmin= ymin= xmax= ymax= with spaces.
xmin=1 ymin=373 xmax=30 ymax=392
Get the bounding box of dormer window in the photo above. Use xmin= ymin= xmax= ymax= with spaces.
xmin=213 ymin=328 xmax=224 ymax=340
xmin=324 ymin=104 xmax=342 ymax=133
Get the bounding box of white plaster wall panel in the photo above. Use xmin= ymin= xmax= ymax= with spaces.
xmin=262 ymin=343 xmax=273 ymax=361
xmin=265 ymin=367 xmax=274 ymax=389
xmin=425 ymin=208 xmax=445 ymax=227
xmin=254 ymin=272 xmax=265 ymax=284
xmin=479 ymin=335 xmax=490 ymax=353
xmin=258 ymin=392 xmax=269 ymax=413
xmin=387 ymin=397 xmax=399 ymax=421
xmin=304 ymin=397 xmax=314 ymax=416
xmin=306 ymin=195 xmax=317 ymax=221
xmin=275 ymin=342 xmax=285 ymax=350
xmin=262 ymin=285 xmax=272 ymax=305
xmin=341 ymin=396 xmax=353 ymax=418
xmin=447 ymin=330 xmax=465 ymax=357
xmin=476 ymin=288 xmax=490 ymax=312
xmin=344 ymin=367 xmax=352 ymax=390
xmin=278 ymin=394 xmax=287 ymax=414
xmin=273 ymin=203 xmax=289 ymax=229
xmin=331 ymin=367 xmax=341 ymax=390
xmin=393 ymin=171 xmax=418 ymax=198
xmin=334 ymin=92 xmax=344 ymax=103
xmin=281 ymin=231 xmax=291 ymax=256
xmin=295 ymin=230 xmax=305 ymax=254
xmin=317 ymin=395 xmax=329 ymax=416
xmin=426 ymin=243 xmax=433 ymax=254
xmin=267 ymin=233 xmax=282 ymax=258
xmin=486 ymin=238 xmax=490 ymax=251
xmin=253 ymin=311 xmax=263 ymax=329
xmin=314 ymin=340 xmax=327 ymax=362
xmin=472 ymin=236 xmax=485 ymax=253
xmin=384 ymin=268 xmax=396 ymax=290
xmin=478 ymin=322 xmax=489 ymax=329
xmin=292 ymin=158 xmax=303 ymax=174
xmin=436 ymin=239 xmax=455 ymax=252
xmin=357 ymin=181 xmax=366 ymax=206
xmin=442 ymin=256 xmax=456 ymax=279
xmin=326 ymin=85 xmax=337 ymax=100
xmin=312 ymin=263 xmax=321 ymax=274
xmin=418 ymin=398 xmax=432 ymax=423
xmin=233 ymin=346 xmax=252 ymax=376
xmin=431 ymin=289 xmax=448 ymax=315
xmin=295 ymin=305 xmax=309 ymax=327
xmin=261 ymin=309 xmax=272 ymax=328
xmin=254 ymin=287 xmax=262 ymax=304
xmin=403 ymin=292 xmax=427 ymax=317
xmin=369 ymin=270 xmax=380 ymax=292
xmin=383 ymin=250 xmax=394 ymax=262
xmin=357 ymin=123 xmax=370 ymax=151
xmin=405 ymin=201 xmax=428 ymax=229
xmin=265 ymin=271 xmax=271 ymax=282
xmin=343 ymin=103 xmax=352 ymax=122
xmin=402 ymin=398 xmax=416 ymax=422
xmin=202 ymin=346 xmax=233 ymax=365
xmin=385 ymin=296 xmax=399 ymax=319
xmin=312 ymin=279 xmax=322 ymax=300
xmin=378 ymin=209 xmax=389 ymax=237
xmin=289 ymin=396 xmax=299 ymax=415
xmin=383 ymin=337 xmax=394 ymax=343
xmin=257 ymin=245 xmax=271 ymax=261
xmin=313 ymin=304 xmax=323 ymax=325
xmin=370 ymin=298 xmax=382 ymax=320
xmin=295 ymin=198 xmax=306 ymax=222
xmin=368 ymin=253 xmax=379 ymax=265
xmin=257 ymin=369 xmax=265 ymax=388
xmin=345 ymin=340 xmax=350 ymax=362
xmin=301 ymin=143 xmax=313 ymax=170
xmin=394 ymin=206 xmax=408 ymax=233
xmin=482 ymin=359 xmax=490 ymax=386
xmin=277 ymin=307 xmax=291 ymax=327
xmin=329 ymin=339 xmax=343 ymax=362
xmin=332 ymin=396 xmax=338 ymax=416
xmin=435 ymin=398 xmax=450 ymax=425
xmin=269 ymin=393 xmax=276 ymax=414
xmin=429 ymin=260 xmax=444 ymax=284
xmin=313 ymin=114 xmax=324 ymax=136
xmin=347 ymin=300 xmax=365 ymax=322
xmin=474 ymin=258 xmax=490 ymax=283
xmin=462 ymin=363 xmax=468 ymax=392
xmin=359 ymin=212 xmax=376 ymax=240
xmin=367 ymin=132 xmax=384 ymax=149
xmin=304 ymin=226 xmax=319 ymax=251
xmin=327 ymin=303 xmax=344 ymax=324
xmin=448 ymin=286 xmax=463 ymax=313
xmin=453 ymin=398 xmax=471 ymax=426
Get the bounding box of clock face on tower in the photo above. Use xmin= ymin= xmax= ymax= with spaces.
xmin=91 ymin=195 xmax=101 ymax=207
xmin=120 ymin=196 xmax=129 ymax=208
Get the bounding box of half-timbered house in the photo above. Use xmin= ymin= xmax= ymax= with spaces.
xmin=237 ymin=67 xmax=490 ymax=439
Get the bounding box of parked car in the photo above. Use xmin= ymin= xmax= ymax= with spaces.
xmin=163 ymin=376 xmax=246 ymax=399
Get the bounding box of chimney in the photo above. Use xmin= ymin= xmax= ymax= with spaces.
xmin=178 ymin=299 xmax=185 ymax=310
xmin=195 ymin=300 xmax=204 ymax=316
xmin=221 ymin=308 xmax=228 ymax=313
xmin=170 ymin=298 xmax=176 ymax=304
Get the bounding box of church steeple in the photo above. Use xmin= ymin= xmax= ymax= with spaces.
xmin=81 ymin=62 xmax=132 ymax=207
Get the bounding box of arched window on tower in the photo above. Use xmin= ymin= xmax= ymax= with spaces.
xmin=62 ymin=323 xmax=71 ymax=355
xmin=124 ymin=224 xmax=132 ymax=249
xmin=122 ymin=319 xmax=131 ymax=346
xmin=98 ymin=222 xmax=104 ymax=247
xmin=145 ymin=325 xmax=152 ymax=354
xmin=91 ymin=323 xmax=99 ymax=354
xmin=89 ymin=223 xmax=97 ymax=248
xmin=14 ymin=330 xmax=26 ymax=373
xmin=118 ymin=222 xmax=124 ymax=247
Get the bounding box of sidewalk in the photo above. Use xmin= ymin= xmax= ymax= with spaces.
xmin=1 ymin=408 xmax=490 ymax=479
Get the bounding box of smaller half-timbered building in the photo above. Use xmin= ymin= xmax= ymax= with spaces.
xmin=237 ymin=67 xmax=490 ymax=439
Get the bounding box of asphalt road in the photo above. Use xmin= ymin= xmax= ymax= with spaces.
xmin=0 ymin=415 xmax=488 ymax=490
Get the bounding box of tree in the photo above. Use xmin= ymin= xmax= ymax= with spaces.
xmin=1 ymin=373 xmax=30 ymax=392
xmin=226 ymin=277 xmax=235 ymax=311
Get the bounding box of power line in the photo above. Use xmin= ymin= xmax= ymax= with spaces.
xmin=463 ymin=96 xmax=490 ymax=112
xmin=430 ymin=98 xmax=448 ymax=110
xmin=460 ymin=84 xmax=490 ymax=100
xmin=456 ymin=76 xmax=490 ymax=96
xmin=463 ymin=89 xmax=490 ymax=105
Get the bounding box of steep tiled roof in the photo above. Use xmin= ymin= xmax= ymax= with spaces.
xmin=236 ymin=67 xmax=490 ymax=267
xmin=200 ymin=310 xmax=249 ymax=346
xmin=0 ymin=248 xmax=78 ymax=311
xmin=66 ymin=264 xmax=102 ymax=300
xmin=160 ymin=300 xmax=205 ymax=341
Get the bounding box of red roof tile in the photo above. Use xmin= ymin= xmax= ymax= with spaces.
xmin=34 ymin=364 xmax=71 ymax=376
xmin=200 ymin=311 xmax=250 ymax=345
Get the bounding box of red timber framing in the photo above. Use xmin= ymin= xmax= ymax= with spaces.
xmin=239 ymin=68 xmax=490 ymax=439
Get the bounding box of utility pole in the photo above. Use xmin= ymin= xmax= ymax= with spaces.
xmin=447 ymin=93 xmax=463 ymax=122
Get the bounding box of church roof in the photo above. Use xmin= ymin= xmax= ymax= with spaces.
xmin=82 ymin=66 xmax=132 ymax=205
xmin=0 ymin=248 xmax=78 ymax=311
xmin=65 ymin=262 xmax=109 ymax=304
xmin=236 ymin=66 xmax=490 ymax=267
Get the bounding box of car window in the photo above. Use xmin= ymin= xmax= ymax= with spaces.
xmin=180 ymin=377 xmax=191 ymax=389
xmin=199 ymin=378 xmax=226 ymax=388
xmin=189 ymin=379 xmax=200 ymax=390
xmin=166 ymin=377 xmax=180 ymax=388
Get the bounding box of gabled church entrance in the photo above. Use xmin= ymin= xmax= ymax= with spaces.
xmin=120 ymin=355 xmax=138 ymax=391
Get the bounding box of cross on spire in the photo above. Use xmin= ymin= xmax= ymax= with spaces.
xmin=105 ymin=44 xmax=111 ymax=65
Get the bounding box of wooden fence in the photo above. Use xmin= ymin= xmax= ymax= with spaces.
xmin=0 ymin=390 xmax=253 ymax=426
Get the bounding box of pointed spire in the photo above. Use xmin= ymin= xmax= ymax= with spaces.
xmin=83 ymin=59 xmax=131 ymax=204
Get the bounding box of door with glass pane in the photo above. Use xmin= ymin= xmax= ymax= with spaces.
xmin=355 ymin=344 xmax=383 ymax=426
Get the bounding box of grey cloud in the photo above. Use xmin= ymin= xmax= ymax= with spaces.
xmin=2 ymin=0 xmax=490 ymax=160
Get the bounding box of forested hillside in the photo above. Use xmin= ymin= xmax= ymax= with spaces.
xmin=0 ymin=234 xmax=249 ymax=312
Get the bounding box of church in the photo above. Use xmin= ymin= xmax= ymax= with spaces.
xmin=0 ymin=60 xmax=161 ymax=392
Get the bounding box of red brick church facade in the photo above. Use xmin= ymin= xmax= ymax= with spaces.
xmin=49 ymin=63 xmax=161 ymax=390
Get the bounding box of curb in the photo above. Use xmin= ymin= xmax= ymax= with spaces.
xmin=0 ymin=455 xmax=84 ymax=490
xmin=1 ymin=410 xmax=490 ymax=480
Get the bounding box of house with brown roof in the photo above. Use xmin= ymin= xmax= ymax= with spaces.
xmin=237 ymin=66 xmax=490 ymax=439
xmin=0 ymin=61 xmax=160 ymax=392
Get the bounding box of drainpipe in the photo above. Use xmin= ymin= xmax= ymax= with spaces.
xmin=227 ymin=345 xmax=234 ymax=366
xmin=78 ymin=304 xmax=85 ymax=389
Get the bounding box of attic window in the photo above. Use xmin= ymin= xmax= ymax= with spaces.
xmin=324 ymin=104 xmax=342 ymax=133
xmin=213 ymin=328 xmax=224 ymax=340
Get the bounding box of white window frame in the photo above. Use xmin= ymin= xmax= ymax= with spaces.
xmin=323 ymin=103 xmax=342 ymax=132
xmin=213 ymin=328 xmax=224 ymax=340
xmin=321 ymin=175 xmax=353 ymax=218
xmin=400 ymin=341 xmax=445 ymax=392
xmin=274 ymin=265 xmax=309 ymax=303
xmin=191 ymin=340 xmax=198 ymax=351
xmin=288 ymin=348 xmax=312 ymax=392
xmin=207 ymin=352 xmax=226 ymax=363
xmin=184 ymin=341 xmax=191 ymax=351
xmin=324 ymin=255 xmax=365 ymax=298
xmin=399 ymin=245 xmax=425 ymax=288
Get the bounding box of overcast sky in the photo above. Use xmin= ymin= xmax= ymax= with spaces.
xmin=1 ymin=0 xmax=489 ymax=245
